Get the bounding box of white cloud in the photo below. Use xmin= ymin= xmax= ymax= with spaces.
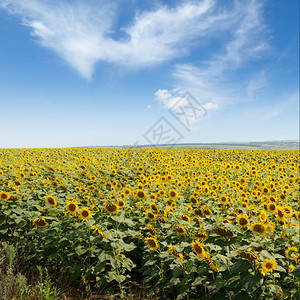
xmin=0 ymin=0 xmax=235 ymax=79
xmin=154 ymin=0 xmax=271 ymax=114
xmin=247 ymin=70 xmax=267 ymax=97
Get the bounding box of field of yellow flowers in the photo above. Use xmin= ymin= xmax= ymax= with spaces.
xmin=0 ymin=148 xmax=299 ymax=299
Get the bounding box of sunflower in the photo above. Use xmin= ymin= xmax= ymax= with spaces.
xmin=136 ymin=190 xmax=146 ymax=199
xmin=202 ymin=207 xmax=212 ymax=216
xmin=150 ymin=202 xmax=159 ymax=213
xmin=79 ymin=208 xmax=91 ymax=220
xmin=193 ymin=231 xmax=208 ymax=241
xmin=0 ymin=191 xmax=10 ymax=201
xmin=193 ymin=208 xmax=203 ymax=217
xmin=149 ymin=193 xmax=157 ymax=200
xmin=237 ymin=250 xmax=259 ymax=262
xmin=75 ymin=186 xmax=81 ymax=192
xmin=33 ymin=218 xmax=49 ymax=228
xmin=145 ymin=237 xmax=159 ymax=251
xmin=219 ymin=195 xmax=228 ymax=205
xmin=158 ymin=189 xmax=166 ymax=197
xmin=146 ymin=210 xmax=156 ymax=221
xmin=285 ymin=246 xmax=298 ymax=259
xmin=168 ymin=189 xmax=178 ymax=199
xmin=116 ymin=199 xmax=126 ymax=208
xmin=262 ymin=187 xmax=269 ymax=194
xmin=173 ymin=225 xmax=187 ymax=235
xmin=261 ymin=258 xmax=276 ymax=276
xmin=276 ymin=207 xmax=285 ymax=221
xmin=45 ymin=195 xmax=57 ymax=207
xmin=191 ymin=241 xmax=208 ymax=259
xmin=241 ymin=202 xmax=248 ymax=209
xmin=158 ymin=216 xmax=168 ymax=224
xmin=251 ymin=222 xmax=266 ymax=236
xmin=168 ymin=246 xmax=184 ymax=260
xmin=66 ymin=202 xmax=78 ymax=215
xmin=236 ymin=214 xmax=249 ymax=228
xmin=124 ymin=188 xmax=131 ymax=196
xmin=80 ymin=198 xmax=90 ymax=206
xmin=204 ymin=256 xmax=219 ymax=272
xmin=147 ymin=223 xmax=157 ymax=236
xmin=258 ymin=211 xmax=268 ymax=223
xmin=192 ymin=216 xmax=201 ymax=226
xmin=189 ymin=195 xmax=198 ymax=205
xmin=276 ymin=291 xmax=283 ymax=298
xmin=267 ymin=202 xmax=277 ymax=213
xmin=180 ymin=214 xmax=191 ymax=222
xmin=213 ymin=227 xmax=234 ymax=238
xmin=288 ymin=264 xmax=294 ymax=272
xmin=103 ymin=202 xmax=119 ymax=215
xmin=164 ymin=206 xmax=174 ymax=216
xmin=91 ymin=226 xmax=106 ymax=238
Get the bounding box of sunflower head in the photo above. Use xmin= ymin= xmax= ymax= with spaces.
xmin=168 ymin=189 xmax=178 ymax=199
xmin=237 ymin=250 xmax=259 ymax=262
xmin=173 ymin=225 xmax=187 ymax=235
xmin=146 ymin=210 xmax=156 ymax=221
xmin=213 ymin=227 xmax=234 ymax=238
xmin=136 ymin=190 xmax=146 ymax=199
xmin=191 ymin=241 xmax=208 ymax=259
xmin=193 ymin=231 xmax=208 ymax=241
xmin=190 ymin=196 xmax=198 ymax=205
xmin=267 ymin=202 xmax=277 ymax=212
xmin=251 ymin=222 xmax=266 ymax=236
xmin=145 ymin=237 xmax=159 ymax=251
xmin=168 ymin=246 xmax=184 ymax=260
xmin=146 ymin=223 xmax=157 ymax=236
xmin=0 ymin=191 xmax=10 ymax=202
xmin=66 ymin=202 xmax=78 ymax=215
xmin=237 ymin=214 xmax=250 ymax=228
xmin=33 ymin=218 xmax=49 ymax=228
xmin=103 ymin=202 xmax=119 ymax=215
xmin=45 ymin=195 xmax=57 ymax=207
xmin=79 ymin=208 xmax=91 ymax=220
xmin=261 ymin=258 xmax=276 ymax=276
xmin=285 ymin=246 xmax=298 ymax=259
xmin=117 ymin=199 xmax=126 ymax=208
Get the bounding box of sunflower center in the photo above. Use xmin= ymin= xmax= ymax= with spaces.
xmin=148 ymin=239 xmax=156 ymax=247
xmin=253 ymin=224 xmax=264 ymax=233
xmin=137 ymin=191 xmax=145 ymax=198
xmin=1 ymin=194 xmax=7 ymax=199
xmin=278 ymin=210 xmax=284 ymax=218
xmin=239 ymin=218 xmax=248 ymax=225
xmin=148 ymin=212 xmax=155 ymax=219
xmin=82 ymin=210 xmax=89 ymax=217
xmin=36 ymin=219 xmax=46 ymax=226
xmin=265 ymin=262 xmax=273 ymax=269
xmin=47 ymin=197 xmax=55 ymax=205
xmin=269 ymin=204 xmax=276 ymax=211
xmin=69 ymin=203 xmax=76 ymax=211
xmin=107 ymin=204 xmax=117 ymax=212
xmin=194 ymin=244 xmax=203 ymax=254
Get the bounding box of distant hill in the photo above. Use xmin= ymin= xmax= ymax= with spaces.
xmin=81 ymin=140 xmax=299 ymax=150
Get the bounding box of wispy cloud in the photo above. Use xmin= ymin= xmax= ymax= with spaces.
xmin=154 ymin=0 xmax=271 ymax=111
xmin=246 ymin=92 xmax=299 ymax=121
xmin=0 ymin=0 xmax=233 ymax=79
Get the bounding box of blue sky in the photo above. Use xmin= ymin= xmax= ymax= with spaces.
xmin=0 ymin=0 xmax=298 ymax=148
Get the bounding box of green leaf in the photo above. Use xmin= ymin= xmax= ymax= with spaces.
xmin=231 ymin=259 xmax=251 ymax=275
xmin=275 ymin=265 xmax=286 ymax=272
xmin=173 ymin=266 xmax=182 ymax=278
xmin=291 ymin=265 xmax=300 ymax=277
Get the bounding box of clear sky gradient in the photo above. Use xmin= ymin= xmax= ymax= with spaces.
xmin=0 ymin=0 xmax=298 ymax=148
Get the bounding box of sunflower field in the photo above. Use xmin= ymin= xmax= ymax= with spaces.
xmin=0 ymin=148 xmax=299 ymax=299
